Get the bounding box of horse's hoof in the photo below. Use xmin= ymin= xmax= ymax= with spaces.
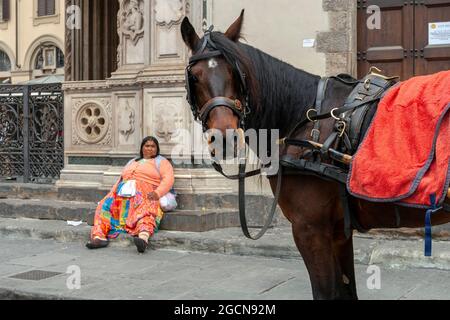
xmin=134 ymin=237 xmax=148 ymax=253
xmin=86 ymin=239 xmax=109 ymax=250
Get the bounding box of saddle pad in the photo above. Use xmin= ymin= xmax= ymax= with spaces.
xmin=348 ymin=70 xmax=450 ymax=208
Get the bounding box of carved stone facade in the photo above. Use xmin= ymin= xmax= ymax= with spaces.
xmin=60 ymin=0 xmax=234 ymax=194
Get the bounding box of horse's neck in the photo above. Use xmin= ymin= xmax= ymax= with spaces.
xmin=243 ymin=45 xmax=320 ymax=136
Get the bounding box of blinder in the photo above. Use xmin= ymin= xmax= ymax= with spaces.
xmin=184 ymin=26 xmax=250 ymax=132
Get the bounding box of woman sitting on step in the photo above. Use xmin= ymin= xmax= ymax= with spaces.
xmin=86 ymin=136 xmax=175 ymax=253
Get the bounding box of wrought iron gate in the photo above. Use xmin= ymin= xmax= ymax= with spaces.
xmin=0 ymin=83 xmax=64 ymax=183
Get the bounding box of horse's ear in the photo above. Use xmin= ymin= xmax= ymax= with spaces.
xmin=181 ymin=17 xmax=200 ymax=51
xmin=225 ymin=9 xmax=244 ymax=42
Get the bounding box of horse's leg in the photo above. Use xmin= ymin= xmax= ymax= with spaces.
xmin=275 ymin=176 xmax=353 ymax=300
xmin=291 ymin=219 xmax=357 ymax=299
xmin=333 ymin=221 xmax=358 ymax=299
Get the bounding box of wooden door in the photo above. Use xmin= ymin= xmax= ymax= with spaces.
xmin=358 ymin=0 xmax=450 ymax=80
xmin=415 ymin=0 xmax=450 ymax=76
xmin=357 ymin=0 xmax=414 ymax=80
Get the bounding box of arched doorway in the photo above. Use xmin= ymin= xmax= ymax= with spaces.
xmin=0 ymin=49 xmax=11 ymax=83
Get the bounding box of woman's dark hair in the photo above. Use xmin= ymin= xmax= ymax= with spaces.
xmin=138 ymin=136 xmax=160 ymax=160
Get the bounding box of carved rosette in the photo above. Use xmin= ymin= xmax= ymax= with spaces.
xmin=72 ymin=99 xmax=112 ymax=145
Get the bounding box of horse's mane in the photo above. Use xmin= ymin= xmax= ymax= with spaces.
xmin=209 ymin=31 xmax=320 ymax=133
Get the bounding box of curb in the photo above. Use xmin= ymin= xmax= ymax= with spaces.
xmin=1 ymin=218 xmax=450 ymax=271
xmin=0 ymin=288 xmax=82 ymax=300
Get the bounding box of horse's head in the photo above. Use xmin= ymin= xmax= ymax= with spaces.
xmin=181 ymin=10 xmax=256 ymax=158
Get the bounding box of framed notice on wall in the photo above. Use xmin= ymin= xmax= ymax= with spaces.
xmin=429 ymin=22 xmax=450 ymax=45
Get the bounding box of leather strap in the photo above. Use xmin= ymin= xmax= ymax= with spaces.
xmin=312 ymin=77 xmax=329 ymax=142
xmin=211 ymin=162 xmax=261 ymax=180
xmin=286 ymin=96 xmax=382 ymax=143
xmin=189 ymin=50 xmax=223 ymax=64
xmin=200 ymin=97 xmax=245 ymax=123
xmin=239 ymin=162 xmax=283 ymax=240
xmin=280 ymin=156 xmax=348 ymax=184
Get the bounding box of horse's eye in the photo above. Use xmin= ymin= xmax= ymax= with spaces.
xmin=190 ymin=75 xmax=199 ymax=83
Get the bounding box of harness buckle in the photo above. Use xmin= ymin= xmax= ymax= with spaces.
xmin=337 ymin=121 xmax=347 ymax=138
xmin=310 ymin=129 xmax=321 ymax=139
xmin=235 ymin=99 xmax=243 ymax=112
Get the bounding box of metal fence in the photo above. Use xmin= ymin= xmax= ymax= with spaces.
xmin=0 ymin=83 xmax=64 ymax=183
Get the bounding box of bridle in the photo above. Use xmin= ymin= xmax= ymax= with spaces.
xmin=185 ymin=26 xmax=250 ymax=132
xmin=184 ymin=26 xmax=282 ymax=240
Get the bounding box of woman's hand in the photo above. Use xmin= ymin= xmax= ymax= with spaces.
xmin=147 ymin=192 xmax=160 ymax=201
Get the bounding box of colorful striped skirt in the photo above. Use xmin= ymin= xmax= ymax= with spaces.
xmin=91 ymin=180 xmax=163 ymax=240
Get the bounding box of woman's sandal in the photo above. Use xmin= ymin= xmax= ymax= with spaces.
xmin=134 ymin=237 xmax=148 ymax=253
xmin=86 ymin=238 xmax=109 ymax=250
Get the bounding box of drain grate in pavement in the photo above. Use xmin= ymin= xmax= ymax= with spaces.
xmin=9 ymin=270 xmax=63 ymax=281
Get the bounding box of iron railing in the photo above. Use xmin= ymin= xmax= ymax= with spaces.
xmin=0 ymin=83 xmax=64 ymax=183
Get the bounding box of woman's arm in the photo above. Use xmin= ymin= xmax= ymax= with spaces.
xmin=154 ymin=159 xmax=175 ymax=198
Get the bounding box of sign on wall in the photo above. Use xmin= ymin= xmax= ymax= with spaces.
xmin=429 ymin=22 xmax=450 ymax=45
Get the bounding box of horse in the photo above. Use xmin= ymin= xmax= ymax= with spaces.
xmin=180 ymin=10 xmax=450 ymax=300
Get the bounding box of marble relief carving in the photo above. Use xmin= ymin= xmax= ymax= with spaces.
xmin=154 ymin=99 xmax=183 ymax=143
xmin=154 ymin=0 xmax=185 ymax=59
xmin=120 ymin=0 xmax=145 ymax=45
xmin=73 ymin=99 xmax=112 ymax=145
xmin=118 ymin=100 xmax=136 ymax=142
xmin=155 ymin=0 xmax=184 ymax=28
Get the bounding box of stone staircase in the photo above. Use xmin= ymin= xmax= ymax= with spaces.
xmin=0 ymin=183 xmax=287 ymax=232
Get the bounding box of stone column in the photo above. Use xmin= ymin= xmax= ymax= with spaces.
xmin=65 ymin=0 xmax=119 ymax=81
xmin=317 ymin=0 xmax=357 ymax=77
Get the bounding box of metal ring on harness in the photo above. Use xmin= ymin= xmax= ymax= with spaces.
xmin=306 ymin=109 xmax=318 ymax=123
xmin=330 ymin=108 xmax=341 ymax=121
xmin=364 ymin=78 xmax=371 ymax=91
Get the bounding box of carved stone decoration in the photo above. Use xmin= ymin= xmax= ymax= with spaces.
xmin=65 ymin=0 xmax=72 ymax=81
xmin=72 ymin=99 xmax=112 ymax=145
xmin=117 ymin=6 xmax=122 ymax=67
xmin=154 ymin=99 xmax=183 ymax=143
xmin=119 ymin=100 xmax=135 ymax=142
xmin=155 ymin=0 xmax=183 ymax=28
xmin=120 ymin=0 xmax=145 ymax=45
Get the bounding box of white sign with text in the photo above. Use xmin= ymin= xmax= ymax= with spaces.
xmin=429 ymin=22 xmax=450 ymax=45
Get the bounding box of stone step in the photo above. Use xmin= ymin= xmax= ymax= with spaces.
xmin=0 ymin=198 xmax=270 ymax=232
xmin=0 ymin=182 xmax=280 ymax=212
xmin=0 ymin=183 xmax=288 ymax=230
xmin=1 ymin=217 xmax=450 ymax=272
xmin=0 ymin=198 xmax=96 ymax=223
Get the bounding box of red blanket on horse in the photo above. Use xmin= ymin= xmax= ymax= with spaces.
xmin=348 ymin=70 xmax=450 ymax=208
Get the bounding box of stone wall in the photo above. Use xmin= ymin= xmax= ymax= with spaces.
xmin=318 ymin=0 xmax=357 ymax=77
